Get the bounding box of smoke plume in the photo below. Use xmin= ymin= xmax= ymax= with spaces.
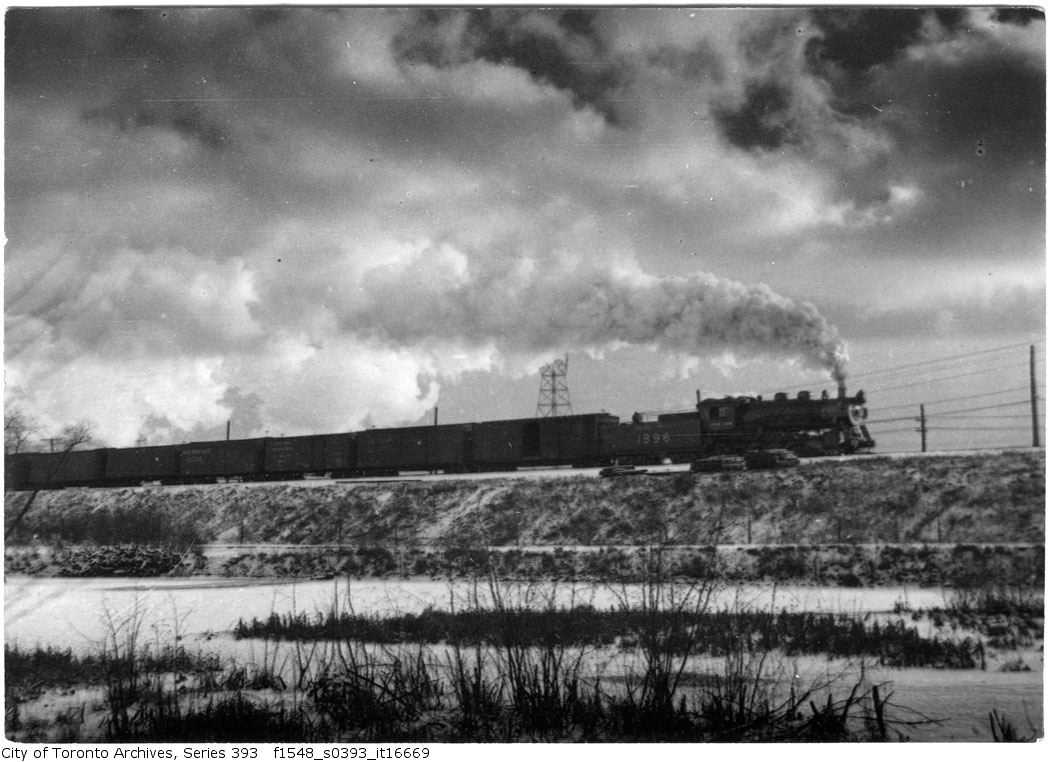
xmin=346 ymin=247 xmax=849 ymax=381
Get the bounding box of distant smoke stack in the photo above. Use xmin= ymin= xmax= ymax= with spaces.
xmin=838 ymin=383 xmax=847 ymax=399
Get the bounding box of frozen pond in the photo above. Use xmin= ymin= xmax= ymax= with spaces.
xmin=3 ymin=575 xmax=1042 ymax=741
xmin=4 ymin=575 xmax=957 ymax=649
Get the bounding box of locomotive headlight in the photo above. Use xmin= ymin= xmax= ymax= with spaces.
xmin=848 ymin=405 xmax=866 ymax=424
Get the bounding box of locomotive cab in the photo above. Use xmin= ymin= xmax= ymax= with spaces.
xmin=698 ymin=400 xmax=737 ymax=431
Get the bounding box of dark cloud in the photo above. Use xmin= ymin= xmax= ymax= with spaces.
xmin=647 ymin=42 xmax=723 ymax=82
xmin=723 ymin=7 xmax=1045 ymax=252
xmin=5 ymin=7 xmax=356 ymax=248
xmin=247 ymin=7 xmax=293 ymax=29
xmin=6 ymin=8 xmax=206 ymax=92
xmin=5 ymin=7 xmax=98 ymax=86
xmin=394 ymin=8 xmax=626 ymax=123
xmin=805 ymin=8 xmax=1040 ymax=133
xmin=993 ymin=7 xmax=1045 ymax=26
xmin=900 ymin=50 xmax=1044 ymax=164
xmin=855 ymin=41 xmax=1045 ymax=237
xmin=6 ymin=8 xmax=341 ymax=113
xmin=84 ymin=98 xmax=230 ymax=151
xmin=389 ymin=7 xmax=463 ymax=68
xmin=805 ymin=8 xmax=949 ymax=74
xmin=931 ymin=8 xmax=968 ymax=32
xmin=9 ymin=6 xmax=606 ymax=235
xmin=714 ymin=79 xmax=798 ymax=151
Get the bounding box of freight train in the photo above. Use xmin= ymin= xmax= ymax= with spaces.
xmin=4 ymin=385 xmax=873 ymax=490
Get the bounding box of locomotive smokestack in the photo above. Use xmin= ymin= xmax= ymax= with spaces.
xmin=837 ymin=382 xmax=846 ymax=400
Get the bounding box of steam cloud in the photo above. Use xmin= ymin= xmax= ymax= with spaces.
xmin=347 ymin=248 xmax=849 ymax=381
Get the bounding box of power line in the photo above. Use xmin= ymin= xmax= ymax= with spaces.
xmin=866 ymin=414 xmax=922 ymax=424
xmin=867 ymin=361 xmax=1029 ymax=394
xmin=874 ymin=385 xmax=1037 ymax=411
xmin=869 ymin=399 xmax=1034 ymax=424
xmin=927 ymin=425 xmax=1034 ymax=431
xmin=758 ymin=338 xmax=1044 ymax=394
xmin=931 ymin=399 xmax=1033 ymax=415
xmin=936 ymin=414 xmax=1038 ymax=421
xmin=847 ymin=352 xmax=1034 ymax=388
xmin=867 ymin=423 xmax=1035 ymax=433
xmin=860 ymin=358 xmax=1040 ymax=391
xmin=846 ymin=339 xmax=1043 ymax=381
xmin=874 ymin=392 xmax=1045 ymax=416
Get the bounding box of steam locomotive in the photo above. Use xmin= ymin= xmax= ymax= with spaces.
xmin=4 ymin=384 xmax=873 ymax=490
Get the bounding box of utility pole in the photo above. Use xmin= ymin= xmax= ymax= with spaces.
xmin=434 ymin=407 xmax=439 ymax=426
xmin=918 ymin=404 xmax=927 ymax=453
xmin=226 ymin=420 xmax=231 ymax=441
xmin=1030 ymin=344 xmax=1040 ymax=447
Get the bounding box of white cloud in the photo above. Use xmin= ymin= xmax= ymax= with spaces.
xmin=7 ymin=354 xmax=230 ymax=447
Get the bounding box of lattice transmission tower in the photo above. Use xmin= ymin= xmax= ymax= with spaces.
xmin=536 ymin=354 xmax=573 ymax=417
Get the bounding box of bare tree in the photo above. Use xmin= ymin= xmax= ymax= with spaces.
xmin=6 ymin=419 xmax=96 ymax=536
xmin=54 ymin=420 xmax=94 ymax=452
xmin=4 ymin=408 xmax=39 ymax=454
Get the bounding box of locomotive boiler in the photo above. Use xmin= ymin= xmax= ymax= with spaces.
xmin=674 ymin=382 xmax=873 ymax=457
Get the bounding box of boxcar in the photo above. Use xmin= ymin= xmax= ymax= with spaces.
xmin=28 ymin=448 xmax=107 ymax=488
xmin=538 ymin=414 xmax=619 ymax=466
xmin=470 ymin=419 xmax=529 ymax=468
xmin=605 ymin=417 xmax=703 ymax=464
xmin=322 ymin=433 xmax=355 ymax=474
xmin=106 ymin=445 xmax=181 ymax=485
xmin=357 ymin=427 xmax=421 ymax=473
xmin=5 ymin=453 xmax=32 ymax=491
xmin=426 ymin=425 xmax=471 ymax=471
xmin=357 ymin=425 xmax=469 ymax=473
xmin=180 ymin=439 xmax=266 ymax=480
xmin=264 ymin=435 xmax=327 ymax=476
xmin=469 ymin=414 xmax=618 ymax=469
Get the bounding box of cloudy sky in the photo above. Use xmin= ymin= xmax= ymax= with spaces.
xmin=4 ymin=6 xmax=1045 ymax=452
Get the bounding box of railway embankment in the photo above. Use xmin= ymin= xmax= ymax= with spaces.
xmin=5 ymin=450 xmax=1044 ymax=583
